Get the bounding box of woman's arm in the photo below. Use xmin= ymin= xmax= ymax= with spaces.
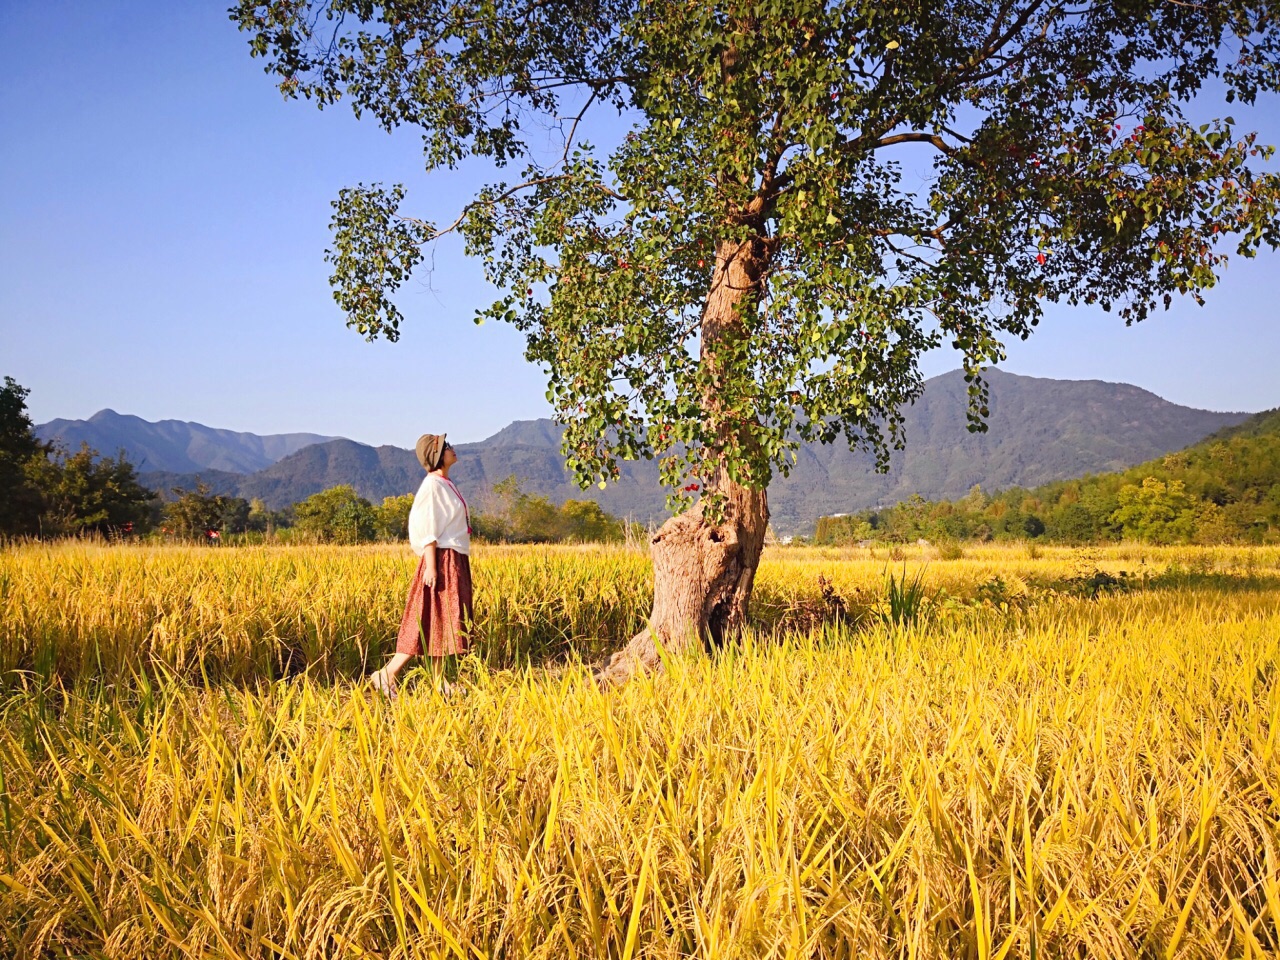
xmin=408 ymin=477 xmax=447 ymax=559
xmin=422 ymin=541 xmax=438 ymax=588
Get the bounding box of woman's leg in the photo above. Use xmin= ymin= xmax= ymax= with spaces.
xmin=369 ymin=652 xmax=412 ymax=700
xmin=376 ymin=552 xmax=428 ymax=693
xmin=385 ymin=651 xmax=414 ymax=681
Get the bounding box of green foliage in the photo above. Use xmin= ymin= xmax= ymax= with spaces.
xmin=1067 ymin=568 xmax=1133 ymax=600
xmin=817 ymin=408 xmax=1280 ymax=545
xmin=560 ymin=499 xmax=626 ymax=543
xmin=246 ymin=497 xmax=292 ymax=535
xmin=472 ymin=475 xmax=626 ymax=542
xmin=233 ymin=1 xmax=1280 ymax=513
xmin=1110 ymin=477 xmax=1197 ymax=544
xmin=813 ymin=515 xmax=875 ymax=545
xmin=374 ymin=494 xmax=415 ymax=541
xmin=164 ymin=483 xmax=234 ymax=540
xmin=220 ymin=496 xmax=254 ymax=535
xmin=35 ymin=443 xmax=157 ymax=537
xmin=294 ymin=485 xmax=378 ymax=544
xmin=325 ymin=184 xmax=431 ymax=340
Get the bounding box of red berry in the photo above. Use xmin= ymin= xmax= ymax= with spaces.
xmin=1036 ymin=253 xmax=1047 ymax=265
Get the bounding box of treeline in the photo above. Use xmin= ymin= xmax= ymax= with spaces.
xmin=470 ymin=475 xmax=633 ymax=544
xmin=816 ymin=409 xmax=1280 ymax=546
xmin=1 ymin=377 xmax=632 ymax=545
xmin=217 ymin=475 xmax=634 ymax=545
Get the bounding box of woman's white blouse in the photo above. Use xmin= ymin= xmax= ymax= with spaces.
xmin=408 ymin=474 xmax=470 ymax=556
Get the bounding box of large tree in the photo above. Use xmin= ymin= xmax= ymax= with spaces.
xmin=233 ymin=0 xmax=1280 ymax=677
xmin=0 ymin=376 xmax=49 ymax=537
xmin=294 ymin=484 xmax=379 ymax=543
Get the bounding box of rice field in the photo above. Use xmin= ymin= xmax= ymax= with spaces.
xmin=2 ymin=542 xmax=1279 ymax=958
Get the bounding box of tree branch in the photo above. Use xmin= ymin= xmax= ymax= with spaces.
xmin=402 ymin=174 xmax=624 ymax=243
xmin=875 ymin=132 xmax=960 ymax=153
xmin=552 ymin=89 xmax=598 ymax=170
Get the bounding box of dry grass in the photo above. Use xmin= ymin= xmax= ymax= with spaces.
xmin=2 ymin=543 xmax=1279 ymax=958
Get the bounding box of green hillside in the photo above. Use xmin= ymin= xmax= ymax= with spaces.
xmin=816 ymin=408 xmax=1280 ymax=545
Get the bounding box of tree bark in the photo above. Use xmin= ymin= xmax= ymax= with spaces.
xmin=598 ymin=233 xmax=772 ymax=683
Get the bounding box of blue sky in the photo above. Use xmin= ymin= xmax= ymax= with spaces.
xmin=3 ymin=2 xmax=1279 ymax=448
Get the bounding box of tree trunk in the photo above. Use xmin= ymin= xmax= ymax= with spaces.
xmin=597 ymin=475 xmax=769 ymax=683
xmin=598 ymin=233 xmax=772 ymax=683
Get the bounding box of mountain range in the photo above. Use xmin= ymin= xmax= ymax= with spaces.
xmin=36 ymin=409 xmax=340 ymax=474
xmin=36 ymin=370 xmax=1253 ymax=535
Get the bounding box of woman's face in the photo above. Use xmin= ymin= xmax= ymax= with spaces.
xmin=441 ymin=442 xmax=458 ymax=468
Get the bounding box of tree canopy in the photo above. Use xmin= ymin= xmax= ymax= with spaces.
xmin=234 ymin=0 xmax=1280 ymax=510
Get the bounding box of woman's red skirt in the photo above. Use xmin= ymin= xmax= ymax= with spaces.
xmin=396 ymin=548 xmax=474 ymax=657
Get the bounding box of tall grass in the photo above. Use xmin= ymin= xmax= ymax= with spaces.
xmin=2 ymin=544 xmax=1279 ymax=957
xmin=5 ymin=541 xmax=1280 ymax=685
xmin=883 ymin=564 xmax=929 ymax=628
xmin=0 ymin=544 xmax=654 ymax=684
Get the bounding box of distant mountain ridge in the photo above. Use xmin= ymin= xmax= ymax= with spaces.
xmin=821 ymin=405 xmax=1280 ymax=544
xmin=36 ymin=409 xmax=340 ymax=474
xmin=41 ymin=371 xmax=1254 ymax=535
xmin=766 ymin=369 xmax=1251 ymax=531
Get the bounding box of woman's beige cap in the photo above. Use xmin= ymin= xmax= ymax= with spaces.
xmin=415 ymin=433 xmax=447 ymax=471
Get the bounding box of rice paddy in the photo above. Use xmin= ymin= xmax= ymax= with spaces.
xmin=2 ymin=542 xmax=1278 ymax=958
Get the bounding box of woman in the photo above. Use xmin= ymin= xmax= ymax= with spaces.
xmin=369 ymin=433 xmax=473 ymax=700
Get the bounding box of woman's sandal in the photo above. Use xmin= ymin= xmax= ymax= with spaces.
xmin=369 ymin=667 xmax=398 ymax=702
